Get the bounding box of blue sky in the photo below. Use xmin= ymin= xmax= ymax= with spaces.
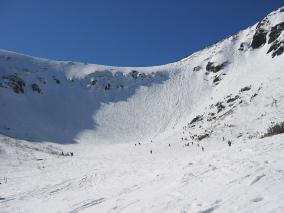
xmin=0 ymin=0 xmax=283 ymax=66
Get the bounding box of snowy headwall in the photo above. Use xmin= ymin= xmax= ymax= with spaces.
xmin=0 ymin=7 xmax=284 ymax=144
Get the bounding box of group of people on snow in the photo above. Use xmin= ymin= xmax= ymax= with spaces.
xmin=61 ymin=151 xmax=74 ymax=157
xmin=134 ymin=135 xmax=232 ymax=155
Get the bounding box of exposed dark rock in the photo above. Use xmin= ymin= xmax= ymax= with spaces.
xmin=207 ymin=112 xmax=216 ymax=121
xmin=266 ymin=23 xmax=284 ymax=58
xmin=268 ymin=22 xmax=284 ymax=44
xmin=215 ymin=102 xmax=225 ymax=113
xmin=251 ymin=19 xmax=270 ymax=49
xmin=131 ymin=70 xmax=139 ymax=79
xmin=206 ymin=61 xmax=228 ymax=73
xmin=91 ymin=80 xmax=97 ymax=86
xmin=267 ymin=40 xmax=282 ymax=53
xmin=197 ymin=133 xmax=209 ymax=141
xmin=227 ymin=95 xmax=240 ymax=103
xmin=3 ymin=74 xmax=25 ymax=94
xmin=207 ymin=116 xmax=216 ymax=122
xmin=193 ymin=66 xmax=202 ymax=72
xmin=240 ymin=86 xmax=251 ymax=92
xmin=250 ymin=93 xmax=258 ymax=101
xmin=190 ymin=115 xmax=203 ymax=124
xmin=237 ymin=133 xmax=243 ymax=138
xmin=272 ymin=46 xmax=284 ymax=57
xmin=213 ymin=75 xmax=222 ymax=84
xmin=251 ymin=29 xmax=267 ymax=49
xmin=31 ymin=83 xmax=41 ymax=93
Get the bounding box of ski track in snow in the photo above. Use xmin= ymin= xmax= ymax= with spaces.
xmin=1 ymin=135 xmax=284 ymax=213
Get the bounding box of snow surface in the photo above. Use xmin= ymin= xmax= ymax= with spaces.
xmin=0 ymin=6 xmax=284 ymax=213
xmin=1 ymin=134 xmax=284 ymax=213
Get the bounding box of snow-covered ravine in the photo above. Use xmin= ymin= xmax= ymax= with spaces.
xmin=1 ymin=6 xmax=284 ymax=213
xmin=1 ymin=134 xmax=284 ymax=213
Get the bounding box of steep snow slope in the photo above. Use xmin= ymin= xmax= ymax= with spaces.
xmin=1 ymin=6 xmax=284 ymax=213
xmin=0 ymin=7 xmax=284 ymax=145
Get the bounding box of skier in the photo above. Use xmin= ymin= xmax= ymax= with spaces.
xmin=202 ymin=147 xmax=204 ymax=152
xmin=228 ymin=141 xmax=232 ymax=147
xmin=150 ymin=150 xmax=153 ymax=154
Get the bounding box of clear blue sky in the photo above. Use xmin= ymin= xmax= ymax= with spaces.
xmin=0 ymin=0 xmax=283 ymax=66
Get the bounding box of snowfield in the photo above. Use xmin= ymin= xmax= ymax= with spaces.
xmin=1 ymin=135 xmax=284 ymax=213
xmin=1 ymin=6 xmax=284 ymax=213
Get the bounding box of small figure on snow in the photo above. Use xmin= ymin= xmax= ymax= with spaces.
xmin=202 ymin=147 xmax=204 ymax=152
xmin=228 ymin=140 xmax=232 ymax=147
xmin=150 ymin=150 xmax=153 ymax=154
